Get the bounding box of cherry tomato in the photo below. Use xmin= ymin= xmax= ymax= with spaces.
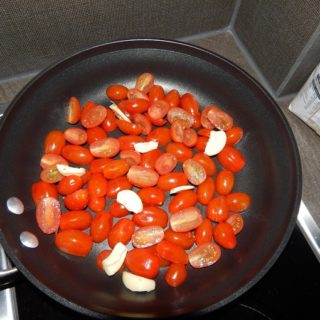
xmin=146 ymin=114 xmax=167 ymax=126
xmin=156 ymin=240 xmax=188 ymax=264
xmin=32 ymin=181 xmax=58 ymax=204
xmin=55 ymin=229 xmax=93 ymax=256
xmin=36 ymin=197 xmax=61 ymax=234
xmin=86 ymin=127 xmax=107 ymax=144
xmin=226 ymin=213 xmax=244 ymax=235
xmin=120 ymin=150 xmax=141 ymax=166
xmin=207 ymin=106 xmax=233 ymax=131
xmin=126 ymin=248 xmax=160 ymax=279
xmin=132 ymin=113 xmax=152 ymax=135
xmin=102 ymin=159 xmax=130 ymax=179
xmin=167 ymin=107 xmax=194 ymax=126
xmin=89 ymin=158 xmax=112 ymax=174
xmin=216 ymin=170 xmax=234 ymax=195
xmin=66 ymin=96 xmax=81 ymax=124
xmin=206 ymin=196 xmax=229 ymax=222
xmin=116 ymin=119 xmax=142 ymax=135
xmin=88 ymin=196 xmax=106 ymax=212
xmin=197 ymin=128 xmax=211 ymax=137
xmin=133 ymin=206 xmax=168 ymax=228
xmin=87 ymin=173 xmax=107 ymax=197
xmin=40 ymin=166 xmax=63 ymax=183
xmin=168 ymin=190 xmax=198 ymax=214
xmin=165 ymin=263 xmax=187 ymax=287
xmin=81 ymin=170 xmax=91 ymax=184
xmin=109 ymin=201 xmax=129 ymax=218
xmin=192 ymin=153 xmax=217 ymax=176
xmin=101 ymin=109 xmax=117 ymax=132
xmin=81 ymin=104 xmax=107 ymax=128
xmin=127 ymin=88 xmax=149 ymax=100
xmin=197 ymin=177 xmax=215 ymax=205
xmin=108 ymin=218 xmax=135 ymax=248
xmin=226 ymin=127 xmax=243 ymax=145
xmin=182 ymin=159 xmax=207 ymax=185
xmin=164 ymin=229 xmax=195 ymax=250
xmin=182 ymin=128 xmax=198 ymax=147
xmin=132 ymin=226 xmax=164 ymax=248
xmin=148 ymin=99 xmax=170 ymax=120
xmin=213 ymin=222 xmax=237 ymax=249
xmin=217 ymin=146 xmax=246 ymax=172
xmin=141 ymin=149 xmax=163 ymax=169
xmin=62 ymin=145 xmax=93 ymax=165
xmin=127 ymin=166 xmax=159 ymax=188
xmin=64 ymin=188 xmax=89 ymax=211
xmin=137 ymin=187 xmax=166 ymax=206
xmin=135 ymin=72 xmax=154 ymax=94
xmin=165 ymin=89 xmax=180 ymax=109
xmin=166 ymin=142 xmax=192 ymax=162
xmin=96 ymin=250 xmax=111 ymax=270
xmin=188 ymin=242 xmax=221 ymax=268
xmin=170 ymin=207 xmax=203 ymax=232
xmin=40 ymin=154 xmax=68 ymax=169
xmin=147 ymin=127 xmax=171 ymax=146
xmin=105 ymin=176 xmax=132 ymax=198
xmin=157 ymin=172 xmax=188 ymax=191
xmin=106 ymin=84 xmax=128 ymax=100
xmin=192 ymin=113 xmax=201 ymax=129
xmin=149 ymin=85 xmax=165 ymax=101
xmin=181 ymin=93 xmax=199 ymax=115
xmin=118 ymin=135 xmax=144 ymax=151
xmin=89 ymin=137 xmax=120 ymax=158
xmin=64 ymin=127 xmax=87 ymax=145
xmin=195 ymin=218 xmax=213 ymax=245
xmin=44 ymin=130 xmax=65 ymax=155
xmin=200 ymin=106 xmax=215 ymax=129
xmin=57 ymin=175 xmax=83 ymax=195
xmin=155 ymin=153 xmax=177 ymax=175
xmin=122 ymin=98 xmax=149 ymax=114
xmin=59 ymin=210 xmax=92 ymax=231
xmin=226 ymin=192 xmax=251 ymax=212
xmin=194 ymin=136 xmax=208 ymax=152
xmin=170 ymin=119 xmax=189 ymax=143
xmin=90 ymin=211 xmax=113 ymax=243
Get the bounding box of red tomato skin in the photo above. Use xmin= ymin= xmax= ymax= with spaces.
xmin=226 ymin=192 xmax=251 ymax=212
xmin=108 ymin=218 xmax=135 ymax=248
xmin=216 ymin=170 xmax=234 ymax=195
xmin=168 ymin=190 xmax=198 ymax=214
xmin=137 ymin=187 xmax=166 ymax=206
xmin=105 ymin=176 xmax=132 ymax=199
xmin=67 ymin=96 xmax=81 ymax=124
xmin=87 ymin=173 xmax=108 ymax=197
xmin=57 ymin=175 xmax=83 ymax=196
xmin=36 ymin=197 xmax=61 ymax=234
xmin=155 ymin=153 xmax=178 ymax=175
xmin=194 ymin=136 xmax=208 ymax=152
xmin=123 ymin=98 xmax=150 ymax=114
xmin=116 ymin=119 xmax=142 ymax=135
xmin=133 ymin=206 xmax=168 ymax=228
xmin=109 ymin=201 xmax=130 ymax=218
xmin=101 ymin=109 xmax=117 ymax=132
xmin=149 ymin=85 xmax=165 ymax=101
xmin=88 ymin=196 xmax=106 ymax=212
xmin=164 ymin=229 xmax=195 ymax=250
xmin=64 ymin=189 xmax=89 ymax=211
xmin=55 ymin=230 xmax=93 ymax=257
xmin=59 ymin=210 xmax=92 ymax=231
xmin=181 ymin=93 xmax=199 ymax=115
xmin=217 ymin=146 xmax=246 ymax=172
xmin=195 ymin=218 xmax=213 ymax=245
xmin=165 ymin=142 xmax=192 ymax=162
xmin=213 ymin=222 xmax=237 ymax=249
xmin=62 ymin=145 xmax=93 ymax=165
xmin=106 ymin=84 xmax=128 ymax=100
xmin=86 ymin=127 xmax=107 ymax=144
xmin=141 ymin=149 xmax=163 ymax=169
xmin=147 ymin=128 xmax=171 ymax=146
xmin=157 ymin=172 xmax=188 ymax=191
xmin=127 ymin=88 xmax=149 ymax=100
xmin=125 ymin=248 xmax=160 ymax=279
xmin=226 ymin=127 xmax=243 ymax=145
xmin=90 ymin=211 xmax=113 ymax=243
xmin=165 ymin=263 xmax=187 ymax=287
xmin=165 ymin=89 xmax=180 ymax=109
xmin=90 ymin=158 xmax=112 ymax=174
xmin=32 ymin=181 xmax=58 ymax=204
xmin=197 ymin=177 xmax=215 ymax=205
xmin=44 ymin=130 xmax=66 ymax=155
xmin=156 ymin=240 xmax=188 ymax=264
xmin=96 ymin=250 xmax=111 ymax=270
xmin=118 ymin=135 xmax=144 ymax=151
xmin=192 ymin=153 xmax=217 ymax=176
xmin=102 ymin=159 xmax=130 ymax=179
xmin=206 ymin=196 xmax=229 ymax=222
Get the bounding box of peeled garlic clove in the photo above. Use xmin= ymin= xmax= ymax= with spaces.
xmin=204 ymin=130 xmax=227 ymax=156
xmin=169 ymin=185 xmax=195 ymax=194
xmin=102 ymin=242 xmax=127 ymax=276
xmin=117 ymin=190 xmax=143 ymax=214
xmin=134 ymin=141 xmax=158 ymax=153
xmin=122 ymin=271 xmax=156 ymax=292
xmin=56 ymin=164 xmax=86 ymax=176
xmin=109 ymin=103 xmax=131 ymax=122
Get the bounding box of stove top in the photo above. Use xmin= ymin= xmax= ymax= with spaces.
xmin=11 ymin=225 xmax=318 ymax=320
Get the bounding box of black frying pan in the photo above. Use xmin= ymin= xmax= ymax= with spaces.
xmin=0 ymin=39 xmax=301 ymax=318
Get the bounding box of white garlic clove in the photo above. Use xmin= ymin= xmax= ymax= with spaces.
xmin=56 ymin=164 xmax=86 ymax=176
xmin=204 ymin=130 xmax=227 ymax=156
xmin=134 ymin=141 xmax=158 ymax=153
xmin=109 ymin=103 xmax=131 ymax=122
xmin=102 ymin=242 xmax=128 ymax=276
xmin=169 ymin=185 xmax=195 ymax=194
xmin=117 ymin=190 xmax=143 ymax=214
xmin=122 ymin=271 xmax=156 ymax=292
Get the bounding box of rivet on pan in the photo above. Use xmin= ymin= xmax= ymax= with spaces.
xmin=20 ymin=231 xmax=39 ymax=248
xmin=7 ymin=197 xmax=24 ymax=215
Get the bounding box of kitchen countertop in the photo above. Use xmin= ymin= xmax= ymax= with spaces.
xmin=1 ymin=31 xmax=319 ymax=231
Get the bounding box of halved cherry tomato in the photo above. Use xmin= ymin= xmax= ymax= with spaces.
xmin=55 ymin=229 xmax=93 ymax=256
xmin=183 ymin=128 xmax=198 ymax=147
xmin=62 ymin=145 xmax=93 ymax=165
xmin=81 ymin=170 xmax=91 ymax=184
xmin=197 ymin=177 xmax=215 ymax=205
xmin=157 ymin=172 xmax=188 ymax=191
xmin=165 ymin=263 xmax=187 ymax=287
xmin=116 ymin=119 xmax=142 ymax=135
xmin=106 ymin=84 xmax=128 ymax=100
xmin=96 ymin=250 xmax=111 ymax=270
xmin=127 ymin=88 xmax=149 ymax=100
xmin=40 ymin=166 xmax=63 ymax=183
xmin=109 ymin=201 xmax=130 ymax=218
xmin=148 ymin=99 xmax=170 ymax=120
xmin=141 ymin=149 xmax=162 ymax=169
xmin=81 ymin=104 xmax=107 ymax=128
xmin=89 ymin=158 xmax=112 ymax=174
xmin=201 ymin=106 xmax=215 ymax=129
xmin=213 ymin=222 xmax=237 ymax=249
xmin=182 ymin=159 xmax=207 ymax=185
xmin=86 ymin=127 xmax=107 ymax=144
xmin=66 ymin=96 xmax=81 ymax=124
xmin=216 ymin=170 xmax=234 ymax=195
xmin=36 ymin=197 xmax=61 ymax=234
xmin=44 ymin=130 xmax=65 ymax=155
xmin=149 ymin=85 xmax=165 ymax=101
xmin=165 ymin=89 xmax=180 ymax=109
xmin=120 ymin=150 xmax=141 ymax=166
xmin=101 ymin=109 xmax=117 ymax=132
xmin=32 ymin=181 xmax=58 ymax=204
xmin=170 ymin=207 xmax=203 ymax=232
xmin=217 ymin=146 xmax=246 ymax=172
xmin=188 ymin=242 xmax=221 ymax=268
xmin=131 ymin=226 xmax=164 ymax=248
xmin=146 ymin=114 xmax=167 ymax=126
xmin=207 ymin=106 xmax=233 ymax=131
xmin=57 ymin=175 xmax=83 ymax=195
xmin=133 ymin=206 xmax=168 ymax=228
xmin=118 ymin=135 xmax=144 ymax=151
xmin=155 ymin=153 xmax=177 ymax=175
xmin=194 ymin=136 xmax=208 ymax=152
xmin=168 ymin=190 xmax=198 ymax=214
xmin=64 ymin=127 xmax=87 ymax=145
xmin=126 ymin=248 xmax=160 ymax=279
xmin=40 ymin=154 xmax=68 ymax=169
xmin=89 ymin=137 xmax=120 ymax=158
xmin=103 ymin=159 xmax=130 ymax=179
xmin=167 ymin=108 xmax=194 ymax=126
xmin=226 ymin=127 xmax=243 ymax=145
xmin=122 ymin=98 xmax=149 ymax=114
xmin=195 ymin=218 xmax=213 ymax=245
xmin=170 ymin=119 xmax=189 ymax=143
xmin=164 ymin=229 xmax=195 ymax=250
xmin=64 ymin=188 xmax=89 ymax=211
xmin=166 ymin=142 xmax=192 ymax=162
xmin=90 ymin=211 xmax=113 ymax=243
xmin=192 ymin=153 xmax=217 ymax=176
xmin=156 ymin=240 xmax=188 ymax=264
xmin=87 ymin=173 xmax=107 ymax=197
xmin=135 ymin=72 xmax=154 ymax=94
xmin=59 ymin=210 xmax=92 ymax=231
xmin=132 ymin=113 xmax=152 ymax=135
xmin=88 ymin=196 xmax=106 ymax=212
xmin=181 ymin=93 xmax=199 ymax=116
xmin=147 ymin=127 xmax=171 ymax=146
xmin=105 ymin=176 xmax=132 ymax=199
xmin=206 ymin=196 xmax=229 ymax=222
xmin=226 ymin=213 xmax=244 ymax=235
xmin=127 ymin=166 xmax=159 ymax=188
xmin=108 ymin=218 xmax=135 ymax=248
xmin=137 ymin=187 xmax=166 ymax=206
xmin=226 ymin=192 xmax=251 ymax=212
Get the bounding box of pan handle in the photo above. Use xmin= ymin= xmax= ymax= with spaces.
xmin=0 ymin=267 xmax=19 ymax=287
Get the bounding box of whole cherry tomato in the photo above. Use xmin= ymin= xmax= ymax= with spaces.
xmin=57 ymin=175 xmax=83 ymax=195
xmin=101 ymin=109 xmax=117 ymax=132
xmin=86 ymin=127 xmax=107 ymax=144
xmin=102 ymin=159 xmax=130 ymax=179
xmin=66 ymin=96 xmax=81 ymax=124
xmin=105 ymin=176 xmax=132 ymax=199
xmin=122 ymin=98 xmax=149 ymax=114
xmin=206 ymin=196 xmax=229 ymax=222
xmin=64 ymin=188 xmax=89 ymax=211
xmin=226 ymin=127 xmax=243 ymax=145
xmin=149 ymin=85 xmax=165 ymax=101
xmin=137 ymin=187 xmax=166 ymax=206
xmin=165 ymin=89 xmax=180 ymax=109
xmin=180 ymin=92 xmax=199 ymax=115
xmin=165 ymin=263 xmax=187 ymax=287
xmin=118 ymin=135 xmax=144 ymax=151
xmin=133 ymin=206 xmax=168 ymax=228
xmin=81 ymin=104 xmax=107 ymax=129
xmin=195 ymin=218 xmax=213 ymax=245
xmin=59 ymin=210 xmax=92 ymax=231
xmin=96 ymin=250 xmax=111 ymax=270
xmin=109 ymin=201 xmax=130 ymax=218
xmin=116 ymin=120 xmax=142 ymax=135
xmin=141 ymin=149 xmax=163 ymax=170
xmin=156 ymin=240 xmax=188 ymax=264
xmin=55 ymin=229 xmax=93 ymax=256
xmin=106 ymin=84 xmax=128 ymax=100
xmin=226 ymin=213 xmax=244 ymax=235
xmin=213 ymin=222 xmax=237 ymax=249
xmin=88 ymin=196 xmax=106 ymax=212
xmin=108 ymin=218 xmax=135 ymax=248
xmin=164 ymin=229 xmax=195 ymax=250
xmin=197 ymin=177 xmax=215 ymax=205
xmin=168 ymin=190 xmax=198 ymax=214
xmin=87 ymin=173 xmax=107 ymax=197
xmin=192 ymin=153 xmax=217 ymax=176
xmin=165 ymin=142 xmax=192 ymax=162
xmin=90 ymin=158 xmax=112 ymax=174
xmin=90 ymin=211 xmax=113 ymax=243
xmin=216 ymin=170 xmax=234 ymax=195
xmin=157 ymin=172 xmax=188 ymax=191
xmin=147 ymin=127 xmax=171 ymax=146
xmin=226 ymin=192 xmax=251 ymax=212
xmin=44 ymin=130 xmax=65 ymax=155
xmin=194 ymin=136 xmax=208 ymax=152
xmin=62 ymin=145 xmax=93 ymax=165
xmin=217 ymin=146 xmax=246 ymax=172
xmin=125 ymin=248 xmax=160 ymax=279
xmin=32 ymin=181 xmax=58 ymax=204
